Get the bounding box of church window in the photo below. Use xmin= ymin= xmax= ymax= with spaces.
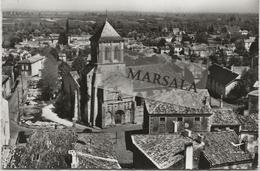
xmin=105 ymin=47 xmax=111 ymax=61
xmin=195 ymin=117 xmax=200 ymax=121
xmin=114 ymin=46 xmax=120 ymax=62
xmin=160 ymin=117 xmax=165 ymax=123
xmin=177 ymin=117 xmax=183 ymax=122
xmin=117 ymin=95 xmax=122 ymax=101
xmin=135 ymin=96 xmax=142 ymax=106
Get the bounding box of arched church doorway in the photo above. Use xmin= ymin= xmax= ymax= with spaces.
xmin=115 ymin=110 xmax=125 ymax=124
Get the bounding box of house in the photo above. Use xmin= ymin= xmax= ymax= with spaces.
xmin=1 ymin=98 xmax=10 ymax=145
xmin=49 ymin=33 xmax=59 ymax=46
xmin=58 ymin=53 xmax=67 ymax=62
xmin=143 ymin=89 xmax=212 ymax=134
xmin=159 ymin=46 xmax=170 ymax=54
xmin=190 ymin=44 xmax=209 ymax=58
xmin=237 ymin=113 xmax=258 ymax=155
xmin=68 ymin=34 xmax=91 ymax=47
xmin=209 ymin=109 xmax=241 ymax=134
xmin=198 ymin=131 xmax=253 ymax=169
xmin=248 ymin=90 xmax=258 ymax=114
xmin=173 ymin=44 xmax=183 ymax=56
xmin=231 ymin=65 xmax=250 ymax=75
xmin=69 ymin=133 xmax=121 ymax=169
xmin=131 ymin=132 xmax=200 ymax=169
xmin=7 ymin=129 xmax=78 ymax=168
xmin=239 ymin=29 xmax=249 ymax=36
xmin=2 ymin=75 xmax=11 ymax=99
xmin=18 ymin=54 xmax=45 ymax=77
xmin=244 ymin=37 xmax=255 ymax=52
xmin=207 ymin=64 xmax=240 ymax=97
xmin=172 ymin=28 xmax=180 ymax=35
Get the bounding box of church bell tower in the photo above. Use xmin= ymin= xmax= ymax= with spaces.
xmin=89 ymin=19 xmax=124 ymax=65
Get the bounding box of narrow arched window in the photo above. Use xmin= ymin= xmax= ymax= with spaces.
xmin=105 ymin=47 xmax=111 ymax=61
xmin=114 ymin=46 xmax=120 ymax=62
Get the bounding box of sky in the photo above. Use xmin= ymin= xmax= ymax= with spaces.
xmin=2 ymin=0 xmax=259 ymax=13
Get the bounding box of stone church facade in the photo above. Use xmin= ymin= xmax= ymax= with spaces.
xmin=82 ymin=19 xmax=143 ymax=128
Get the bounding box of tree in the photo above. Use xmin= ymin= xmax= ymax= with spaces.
xmin=234 ymin=40 xmax=246 ymax=55
xmin=71 ymin=56 xmax=86 ymax=73
xmin=157 ymin=38 xmax=166 ymax=47
xmin=58 ymin=32 xmax=68 ymax=45
xmin=240 ymin=68 xmax=258 ymax=93
xmin=195 ymin=32 xmax=208 ymax=44
xmin=249 ymin=37 xmax=259 ymax=56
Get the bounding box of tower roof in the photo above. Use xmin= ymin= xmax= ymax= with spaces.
xmin=90 ymin=20 xmax=123 ymax=42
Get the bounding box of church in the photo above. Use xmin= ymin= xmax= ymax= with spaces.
xmin=80 ymin=19 xmax=144 ymax=128
xmin=66 ymin=19 xmax=209 ymax=129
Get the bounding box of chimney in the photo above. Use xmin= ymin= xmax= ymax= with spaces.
xmin=238 ymin=125 xmax=242 ymax=133
xmin=220 ymin=95 xmax=223 ymax=108
xmin=183 ymin=129 xmax=192 ymax=137
xmin=68 ymin=150 xmax=78 ymax=168
xmin=231 ymin=65 xmax=234 ymax=72
xmin=197 ymin=134 xmax=204 ymax=144
xmin=240 ymin=138 xmax=248 ymax=152
xmin=184 ymin=142 xmax=193 ymax=169
xmin=225 ymin=127 xmax=232 ymax=131
xmin=243 ymin=110 xmax=249 ymax=116
xmin=173 ymin=121 xmax=178 ymax=133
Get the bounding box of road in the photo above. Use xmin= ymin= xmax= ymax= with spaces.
xmin=8 ymin=47 xmax=59 ymax=146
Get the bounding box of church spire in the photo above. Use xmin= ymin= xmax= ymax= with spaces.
xmin=105 ymin=9 xmax=108 ymax=21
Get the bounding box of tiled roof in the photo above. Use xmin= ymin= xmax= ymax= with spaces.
xmin=128 ymin=63 xmax=184 ymax=91
xmin=237 ymin=113 xmax=258 ymax=132
xmin=208 ymin=64 xmax=239 ymax=86
xmin=18 ymin=54 xmax=44 ymax=64
xmin=210 ymin=109 xmax=240 ymax=126
xmin=73 ymin=133 xmax=117 ymax=160
xmin=73 ymin=133 xmax=120 ymax=169
xmin=98 ymin=71 xmax=134 ymax=95
xmin=131 ymin=134 xmax=193 ymax=169
xmin=90 ymin=20 xmax=123 ymax=42
xmin=145 ymin=89 xmax=211 ymax=115
xmin=77 ymin=154 xmax=121 ymax=169
xmin=202 ymin=131 xmax=252 ymax=167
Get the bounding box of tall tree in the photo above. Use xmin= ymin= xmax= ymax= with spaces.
xmin=58 ymin=32 xmax=68 ymax=45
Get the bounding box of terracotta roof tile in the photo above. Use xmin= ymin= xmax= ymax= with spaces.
xmin=237 ymin=113 xmax=258 ymax=132
xmin=18 ymin=54 xmax=44 ymax=64
xmin=73 ymin=133 xmax=117 ymax=160
xmin=145 ymin=89 xmax=211 ymax=115
xmin=131 ymin=134 xmax=193 ymax=169
xmin=201 ymin=131 xmax=252 ymax=167
xmin=210 ymin=109 xmax=240 ymax=126
xmin=77 ymin=153 xmax=121 ymax=169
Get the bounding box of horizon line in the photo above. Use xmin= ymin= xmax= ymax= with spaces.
xmin=2 ymin=9 xmax=259 ymax=15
